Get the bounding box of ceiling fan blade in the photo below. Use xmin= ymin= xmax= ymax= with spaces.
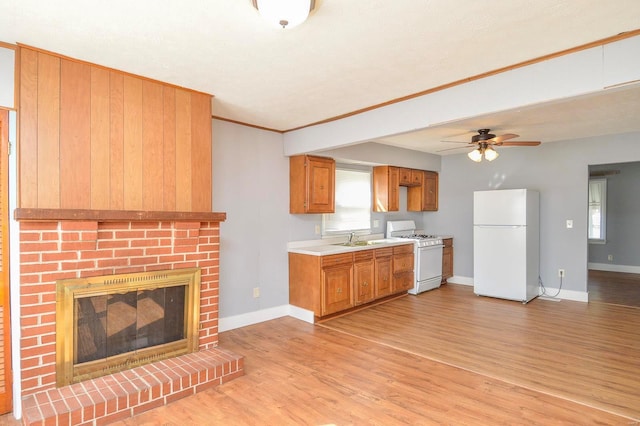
xmin=436 ymin=145 xmax=472 ymax=152
xmin=440 ymin=140 xmax=473 ymax=144
xmin=499 ymin=141 xmax=541 ymax=146
xmin=491 ymin=133 xmax=519 ymax=143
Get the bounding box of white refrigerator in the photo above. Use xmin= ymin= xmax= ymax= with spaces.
xmin=473 ymin=189 xmax=540 ymax=303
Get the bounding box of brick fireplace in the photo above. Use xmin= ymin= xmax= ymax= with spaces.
xmin=14 ymin=210 xmax=243 ymax=425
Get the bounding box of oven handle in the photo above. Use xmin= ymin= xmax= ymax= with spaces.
xmin=417 ymin=244 xmax=444 ymax=250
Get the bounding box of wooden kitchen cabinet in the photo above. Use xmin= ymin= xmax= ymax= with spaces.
xmin=354 ymin=251 xmax=375 ymax=305
xmin=322 ymin=256 xmax=354 ymax=315
xmin=442 ymin=238 xmax=453 ymax=284
xmin=373 ymin=166 xmax=400 ymax=212
xmin=290 ymin=155 xmax=335 ymax=214
xmin=399 ymin=168 xmax=412 ymax=186
xmin=392 ymin=244 xmax=415 ymax=292
xmin=374 ymin=247 xmax=393 ymax=298
xmin=408 ymin=171 xmax=439 ymax=211
xmin=289 ymin=243 xmax=413 ymax=320
xmin=410 ymin=169 xmax=424 ymax=186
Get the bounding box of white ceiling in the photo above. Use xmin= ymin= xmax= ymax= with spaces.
xmin=1 ymin=0 xmax=640 ymax=155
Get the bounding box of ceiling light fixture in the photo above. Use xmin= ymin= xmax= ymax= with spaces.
xmin=252 ymin=0 xmax=316 ymax=29
xmin=467 ymin=142 xmax=499 ymax=162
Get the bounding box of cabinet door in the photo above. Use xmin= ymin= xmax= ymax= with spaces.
xmin=393 ymin=271 xmax=414 ymax=292
xmin=354 ymin=260 xmax=375 ymax=305
xmin=321 ymin=264 xmax=353 ymax=315
xmin=423 ymin=171 xmax=438 ymax=211
xmin=374 ymin=256 xmax=392 ymax=298
xmin=408 ymin=171 xmax=439 ymax=211
xmin=399 ymin=168 xmax=412 ymax=186
xmin=410 ymin=169 xmax=423 ymax=186
xmin=442 ymin=238 xmax=453 ymax=283
xmin=307 ymin=156 xmax=335 ymax=213
xmin=373 ymin=166 xmax=399 ymax=212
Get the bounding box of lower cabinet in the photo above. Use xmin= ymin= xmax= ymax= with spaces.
xmin=392 ymin=244 xmax=415 ymax=292
xmin=320 ymin=253 xmax=354 ymax=316
xmin=374 ymin=247 xmax=393 ymax=298
xmin=442 ymin=238 xmax=453 ymax=283
xmin=354 ymin=251 xmax=375 ymax=305
xmin=289 ymin=243 xmax=414 ymax=319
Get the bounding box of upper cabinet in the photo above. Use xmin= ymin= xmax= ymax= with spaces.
xmin=18 ymin=46 xmax=213 ymax=212
xmin=373 ymin=166 xmax=438 ymax=212
xmin=408 ymin=171 xmax=438 ymax=211
xmin=290 ymin=155 xmax=335 ymax=214
xmin=372 ymin=166 xmax=399 ymax=212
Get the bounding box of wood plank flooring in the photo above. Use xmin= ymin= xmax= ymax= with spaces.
xmin=107 ymin=284 xmax=633 ymax=425
xmin=588 ymin=269 xmax=640 ymax=307
xmin=1 ymin=283 xmax=637 ymax=425
xmin=320 ymin=284 xmax=640 ymax=421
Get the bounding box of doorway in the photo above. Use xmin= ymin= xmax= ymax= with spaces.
xmin=587 ymin=161 xmax=640 ymax=308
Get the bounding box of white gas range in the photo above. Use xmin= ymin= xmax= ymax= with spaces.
xmin=386 ymin=220 xmax=444 ymax=294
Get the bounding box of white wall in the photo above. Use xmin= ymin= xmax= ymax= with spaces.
xmin=431 ymin=132 xmax=640 ymax=294
xmin=212 ymin=120 xmax=432 ymax=325
xmin=212 ymin=120 xmax=290 ymax=320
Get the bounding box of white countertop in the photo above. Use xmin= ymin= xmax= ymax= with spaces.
xmin=287 ymin=234 xmax=414 ymax=256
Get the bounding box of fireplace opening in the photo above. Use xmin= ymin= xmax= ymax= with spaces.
xmin=56 ymin=268 xmax=201 ymax=387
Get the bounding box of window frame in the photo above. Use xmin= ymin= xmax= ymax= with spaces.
xmin=321 ymin=166 xmax=372 ymax=237
xmin=588 ymin=178 xmax=607 ymax=244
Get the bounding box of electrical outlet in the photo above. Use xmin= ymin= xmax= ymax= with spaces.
xmin=566 ymin=220 xmax=573 ymax=229
xmin=253 ymin=287 xmax=260 ymax=298
xmin=607 ymin=254 xmax=613 ymax=261
xmin=314 ymin=224 xmax=320 ymax=235
xmin=558 ymin=269 xmax=565 ymax=278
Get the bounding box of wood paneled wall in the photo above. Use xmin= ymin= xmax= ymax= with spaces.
xmin=19 ymin=47 xmax=212 ymax=212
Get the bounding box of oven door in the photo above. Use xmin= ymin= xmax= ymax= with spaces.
xmin=416 ymin=244 xmax=443 ymax=282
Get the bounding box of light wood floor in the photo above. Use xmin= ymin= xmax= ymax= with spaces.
xmin=111 ymin=284 xmax=635 ymax=425
xmin=1 ymin=284 xmax=637 ymax=425
xmin=588 ymin=269 xmax=640 ymax=307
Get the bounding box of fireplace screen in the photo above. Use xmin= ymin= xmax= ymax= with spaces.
xmin=56 ymin=269 xmax=200 ymax=386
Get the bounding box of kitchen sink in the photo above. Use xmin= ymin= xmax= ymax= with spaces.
xmin=332 ymin=240 xmax=384 ymax=247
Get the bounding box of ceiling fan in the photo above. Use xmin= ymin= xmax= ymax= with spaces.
xmin=438 ymin=129 xmax=541 ymax=162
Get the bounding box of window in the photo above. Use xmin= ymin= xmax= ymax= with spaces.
xmin=322 ymin=168 xmax=371 ymax=235
xmin=588 ymin=178 xmax=606 ymax=242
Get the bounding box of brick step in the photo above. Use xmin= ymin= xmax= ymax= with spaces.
xmin=22 ymin=348 xmax=244 ymax=426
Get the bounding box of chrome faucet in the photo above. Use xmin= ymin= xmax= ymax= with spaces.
xmin=348 ymin=232 xmax=356 ymax=244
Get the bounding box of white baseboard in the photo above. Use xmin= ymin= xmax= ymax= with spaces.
xmin=447 ymin=275 xmax=473 ymax=286
xmin=219 ymin=304 xmax=316 ymax=332
xmin=219 ymin=305 xmax=290 ymax=332
xmin=448 ymin=276 xmax=588 ymax=303
xmin=538 ymin=287 xmax=589 ymax=302
xmin=288 ymin=305 xmax=315 ymax=324
xmin=588 ymin=262 xmax=640 ymax=274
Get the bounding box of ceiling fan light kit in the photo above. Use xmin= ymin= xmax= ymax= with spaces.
xmin=252 ymin=0 xmax=315 ymax=29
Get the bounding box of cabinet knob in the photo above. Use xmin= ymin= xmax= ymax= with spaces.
xmin=337 ymin=288 xmax=342 ymax=293
xmin=363 ymin=281 xmax=368 ymax=286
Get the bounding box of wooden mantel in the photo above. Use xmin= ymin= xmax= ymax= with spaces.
xmin=14 ymin=208 xmax=226 ymax=222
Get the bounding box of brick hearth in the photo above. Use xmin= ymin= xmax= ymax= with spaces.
xmin=16 ymin=214 xmax=243 ymax=425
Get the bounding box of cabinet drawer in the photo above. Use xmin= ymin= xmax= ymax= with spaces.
xmin=393 ymin=244 xmax=414 ymax=255
xmin=393 ymin=253 xmax=414 ymax=273
xmin=322 ymin=253 xmax=353 ymax=267
xmin=374 ymin=247 xmax=393 ymax=258
xmin=354 ymin=250 xmax=374 ymax=263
